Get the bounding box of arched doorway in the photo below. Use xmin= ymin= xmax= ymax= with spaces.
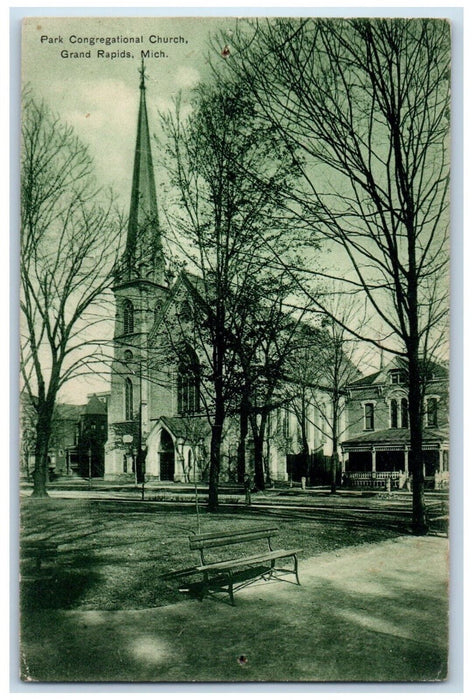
xmin=159 ymin=429 xmax=175 ymax=481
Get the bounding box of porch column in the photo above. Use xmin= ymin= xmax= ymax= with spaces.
xmin=341 ymin=448 xmax=346 ymax=475
xmin=175 ymin=437 xmax=185 ymax=482
xmin=371 ymin=448 xmax=376 ymax=474
xmin=404 ymin=447 xmax=409 ymax=473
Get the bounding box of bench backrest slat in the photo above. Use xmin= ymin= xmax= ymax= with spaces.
xmin=189 ymin=527 xmax=278 ymax=551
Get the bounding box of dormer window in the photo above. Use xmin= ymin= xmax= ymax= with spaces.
xmin=390 ymin=370 xmax=406 ymax=385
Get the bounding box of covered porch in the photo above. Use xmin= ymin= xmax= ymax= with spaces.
xmin=341 ymin=427 xmax=449 ymax=490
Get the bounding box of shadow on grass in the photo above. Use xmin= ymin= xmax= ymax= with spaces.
xmin=21 ymin=542 xmax=449 ymax=682
xmin=20 ymin=550 xmax=103 ymax=612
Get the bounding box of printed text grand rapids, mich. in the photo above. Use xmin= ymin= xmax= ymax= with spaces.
xmin=40 ymin=34 xmax=188 ymax=59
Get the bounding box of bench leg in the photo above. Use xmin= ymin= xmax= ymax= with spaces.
xmin=228 ymin=573 xmax=235 ymax=606
xmin=293 ymin=555 xmax=301 ymax=586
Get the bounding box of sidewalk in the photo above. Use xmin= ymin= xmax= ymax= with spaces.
xmin=20 ymin=535 xmax=448 ymax=683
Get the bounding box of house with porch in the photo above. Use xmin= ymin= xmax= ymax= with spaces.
xmin=340 ymin=357 xmax=449 ymax=489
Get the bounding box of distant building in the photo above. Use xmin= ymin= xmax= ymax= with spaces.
xmin=21 ymin=393 xmax=109 ymax=479
xmin=341 ymin=357 xmax=449 ymax=488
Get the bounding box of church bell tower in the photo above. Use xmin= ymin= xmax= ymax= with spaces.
xmin=105 ymin=62 xmax=168 ymax=478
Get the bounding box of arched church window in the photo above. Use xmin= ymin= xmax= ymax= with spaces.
xmin=125 ymin=378 xmax=134 ymax=420
xmin=123 ymin=299 xmax=134 ymax=334
xmin=177 ymin=347 xmax=200 ymax=415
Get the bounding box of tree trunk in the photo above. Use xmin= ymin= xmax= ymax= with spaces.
xmin=406 ymin=220 xmax=428 ymax=534
xmin=300 ymin=397 xmax=310 ymax=485
xmin=330 ymin=399 xmax=339 ymax=494
xmin=408 ymin=350 xmax=428 ymax=534
xmin=32 ymin=408 xmax=54 ymax=497
xmin=236 ymin=396 xmax=249 ymax=483
xmin=250 ymin=414 xmax=266 ymax=491
xmin=208 ymin=420 xmax=223 ymax=511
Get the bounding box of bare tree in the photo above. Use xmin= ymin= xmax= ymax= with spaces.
xmin=285 ymin=291 xmax=364 ymax=494
xmin=20 ymin=93 xmax=124 ymax=496
xmin=223 ymin=18 xmax=450 ymax=533
xmin=160 ymin=80 xmax=296 ymax=510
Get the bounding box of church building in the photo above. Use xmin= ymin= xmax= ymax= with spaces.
xmin=104 ymin=68 xmax=339 ymax=484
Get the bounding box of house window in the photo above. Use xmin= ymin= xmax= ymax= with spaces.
xmin=123 ymin=299 xmax=134 ymax=334
xmin=390 ymin=370 xmax=406 ymax=385
xmin=426 ymin=397 xmax=438 ymax=427
xmin=401 ymin=398 xmax=409 ymax=428
xmin=177 ymin=348 xmax=200 ymax=415
xmin=390 ymin=399 xmax=398 ymax=428
xmin=125 ymin=378 xmax=133 ymax=420
xmin=364 ymin=403 xmax=374 ymax=431
xmin=124 ymin=349 xmax=133 ymax=363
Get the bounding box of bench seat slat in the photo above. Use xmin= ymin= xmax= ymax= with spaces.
xmin=196 ymin=548 xmax=302 ymax=572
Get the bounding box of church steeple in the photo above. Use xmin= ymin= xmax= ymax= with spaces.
xmin=117 ymin=61 xmax=165 ymax=286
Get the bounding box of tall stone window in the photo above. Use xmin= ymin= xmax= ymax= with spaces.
xmin=177 ymin=347 xmax=200 ymax=415
xmin=125 ymin=378 xmax=134 ymax=420
xmin=123 ymin=299 xmax=134 ymax=335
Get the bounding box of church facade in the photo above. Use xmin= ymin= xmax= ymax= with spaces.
xmin=104 ymin=71 xmax=340 ymax=484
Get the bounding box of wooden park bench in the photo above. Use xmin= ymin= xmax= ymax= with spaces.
xmin=181 ymin=527 xmax=302 ymax=605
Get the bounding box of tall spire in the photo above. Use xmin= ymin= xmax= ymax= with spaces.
xmin=119 ymin=60 xmax=165 ymax=286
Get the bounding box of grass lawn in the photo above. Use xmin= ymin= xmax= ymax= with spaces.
xmin=20 ymin=496 xmax=412 ymax=612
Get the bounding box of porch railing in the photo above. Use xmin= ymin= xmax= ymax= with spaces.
xmin=344 ymin=471 xmax=401 ymax=488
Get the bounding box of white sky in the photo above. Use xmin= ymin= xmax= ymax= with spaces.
xmin=22 ymin=17 xmax=235 ymax=402
xmin=20 ymin=14 xmax=451 ymax=402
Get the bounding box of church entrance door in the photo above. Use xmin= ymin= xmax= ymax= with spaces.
xmin=159 ymin=429 xmax=175 ymax=481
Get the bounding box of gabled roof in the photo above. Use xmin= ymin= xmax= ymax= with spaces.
xmin=348 ymin=356 xmax=448 ymax=388
xmin=159 ymin=415 xmax=210 ymax=441
xmin=82 ymin=394 xmax=107 ymax=416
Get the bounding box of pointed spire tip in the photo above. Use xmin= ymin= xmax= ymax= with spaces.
xmin=139 ymin=58 xmax=146 ymax=90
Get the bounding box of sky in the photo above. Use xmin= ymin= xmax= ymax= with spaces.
xmin=20 ymin=14 xmax=452 ymax=403
xmin=22 ymin=17 xmax=237 ymax=402
xmin=22 ymin=17 xmax=234 ymax=207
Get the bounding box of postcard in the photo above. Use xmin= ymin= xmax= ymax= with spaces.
xmin=19 ymin=15 xmax=451 ymax=683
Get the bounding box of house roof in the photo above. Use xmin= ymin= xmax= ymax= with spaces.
xmin=82 ymin=394 xmax=107 ymax=416
xmin=341 ymin=425 xmax=449 ymax=449
xmin=348 ymin=356 xmax=448 ymax=388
